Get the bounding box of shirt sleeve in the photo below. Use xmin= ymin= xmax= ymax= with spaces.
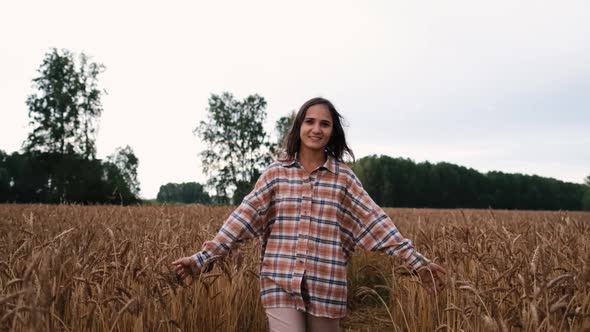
xmin=341 ymin=172 xmax=430 ymax=271
xmin=191 ymin=167 xmax=275 ymax=270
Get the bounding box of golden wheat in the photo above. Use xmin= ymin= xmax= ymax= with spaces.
xmin=0 ymin=205 xmax=589 ymax=331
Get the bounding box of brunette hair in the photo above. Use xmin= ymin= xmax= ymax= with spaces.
xmin=280 ymin=97 xmax=354 ymax=163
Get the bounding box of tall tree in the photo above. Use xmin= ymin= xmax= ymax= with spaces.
xmin=195 ymin=92 xmax=272 ymax=203
xmin=157 ymin=182 xmax=211 ymax=204
xmin=583 ymin=174 xmax=590 ymax=210
xmin=23 ymin=48 xmax=105 ymax=159
xmin=0 ymin=150 xmax=10 ymax=202
xmin=106 ymin=146 xmax=140 ymax=197
xmin=273 ymin=110 xmax=296 ymax=155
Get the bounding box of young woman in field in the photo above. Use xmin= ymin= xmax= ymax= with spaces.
xmin=172 ymin=97 xmax=446 ymax=332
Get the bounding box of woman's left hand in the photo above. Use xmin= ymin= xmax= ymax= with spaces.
xmin=171 ymin=256 xmax=201 ymax=285
xmin=417 ymin=262 xmax=447 ymax=294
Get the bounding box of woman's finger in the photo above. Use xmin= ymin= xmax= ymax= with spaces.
xmin=432 ymin=264 xmax=447 ymax=275
xmin=172 ymin=257 xmax=200 ymax=281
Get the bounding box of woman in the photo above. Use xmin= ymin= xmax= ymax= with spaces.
xmin=173 ymin=97 xmax=446 ymax=332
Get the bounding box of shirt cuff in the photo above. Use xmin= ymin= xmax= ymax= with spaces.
xmin=191 ymin=252 xmax=214 ymax=273
xmin=407 ymin=251 xmax=431 ymax=271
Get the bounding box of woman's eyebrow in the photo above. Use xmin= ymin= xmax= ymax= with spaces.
xmin=304 ymin=116 xmax=332 ymax=124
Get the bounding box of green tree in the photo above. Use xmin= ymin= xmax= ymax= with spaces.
xmin=106 ymin=146 xmax=140 ymax=198
xmin=23 ymin=48 xmax=105 ymax=159
xmin=195 ymin=92 xmax=272 ymax=204
xmin=156 ymin=182 xmax=211 ymax=204
xmin=0 ymin=150 xmax=140 ymax=205
xmin=583 ymin=174 xmax=590 ymax=211
xmin=0 ymin=150 xmax=11 ymax=202
xmin=352 ymin=154 xmax=583 ymax=210
xmin=273 ymin=110 xmax=296 ymax=155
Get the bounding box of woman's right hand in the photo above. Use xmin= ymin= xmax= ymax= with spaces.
xmin=417 ymin=262 xmax=447 ymax=294
xmin=172 ymin=256 xmax=200 ymax=285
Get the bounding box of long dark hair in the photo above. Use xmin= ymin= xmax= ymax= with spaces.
xmin=280 ymin=97 xmax=354 ymax=163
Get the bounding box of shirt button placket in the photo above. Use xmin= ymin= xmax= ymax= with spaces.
xmin=293 ymin=175 xmax=312 ymax=310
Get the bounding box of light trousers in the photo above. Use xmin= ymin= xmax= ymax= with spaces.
xmin=266 ymin=308 xmax=341 ymax=332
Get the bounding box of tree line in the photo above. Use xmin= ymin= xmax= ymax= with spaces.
xmin=352 ymin=155 xmax=589 ymax=210
xmin=0 ymin=149 xmax=138 ymax=204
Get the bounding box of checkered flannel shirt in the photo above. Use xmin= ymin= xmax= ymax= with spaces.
xmin=191 ymin=156 xmax=430 ymax=318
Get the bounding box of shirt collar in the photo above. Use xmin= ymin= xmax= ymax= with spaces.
xmin=280 ymin=153 xmax=337 ymax=174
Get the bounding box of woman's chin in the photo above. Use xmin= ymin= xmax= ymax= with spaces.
xmin=304 ymin=144 xmax=326 ymax=151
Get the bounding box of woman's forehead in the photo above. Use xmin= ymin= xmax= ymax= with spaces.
xmin=305 ymin=104 xmax=332 ymax=121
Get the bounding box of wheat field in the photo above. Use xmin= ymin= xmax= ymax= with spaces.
xmin=0 ymin=204 xmax=589 ymax=331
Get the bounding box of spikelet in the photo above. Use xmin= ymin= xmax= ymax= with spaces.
xmin=109 ymin=298 xmax=137 ymax=332
xmin=550 ymin=302 xmax=568 ymax=314
xmin=530 ymin=245 xmax=539 ymax=275
xmin=517 ymin=274 xmax=527 ymax=297
xmin=481 ymin=314 xmax=498 ymax=331
xmin=529 ymin=302 xmax=539 ymax=328
xmin=546 ymin=274 xmax=573 ymax=289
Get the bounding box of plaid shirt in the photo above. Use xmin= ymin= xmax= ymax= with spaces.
xmin=191 ymin=156 xmax=430 ymax=318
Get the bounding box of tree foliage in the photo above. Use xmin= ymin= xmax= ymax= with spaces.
xmin=0 ymin=48 xmax=140 ymax=205
xmin=24 ymin=48 xmax=105 ymax=159
xmin=106 ymin=145 xmax=140 ymax=197
xmin=156 ymin=182 xmax=211 ymax=204
xmin=273 ymin=110 xmax=296 ymax=155
xmin=0 ymin=150 xmax=139 ymax=204
xmin=195 ymin=92 xmax=272 ymax=204
xmin=583 ymin=174 xmax=590 ymax=211
xmin=352 ymin=155 xmax=586 ymax=210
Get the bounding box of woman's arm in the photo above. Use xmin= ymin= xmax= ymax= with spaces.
xmin=341 ymin=171 xmax=430 ymax=269
xmin=173 ymin=167 xmax=276 ymax=280
xmin=341 ymin=171 xmax=446 ymax=292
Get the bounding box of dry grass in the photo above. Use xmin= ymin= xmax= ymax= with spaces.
xmin=0 ymin=204 xmax=589 ymax=331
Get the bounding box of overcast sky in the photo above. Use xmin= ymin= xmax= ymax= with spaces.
xmin=1 ymin=0 xmax=589 ymax=199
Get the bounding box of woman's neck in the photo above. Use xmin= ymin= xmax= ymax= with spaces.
xmin=298 ymin=148 xmax=326 ymax=174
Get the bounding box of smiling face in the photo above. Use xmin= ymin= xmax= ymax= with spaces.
xmin=299 ymin=104 xmax=333 ymax=154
